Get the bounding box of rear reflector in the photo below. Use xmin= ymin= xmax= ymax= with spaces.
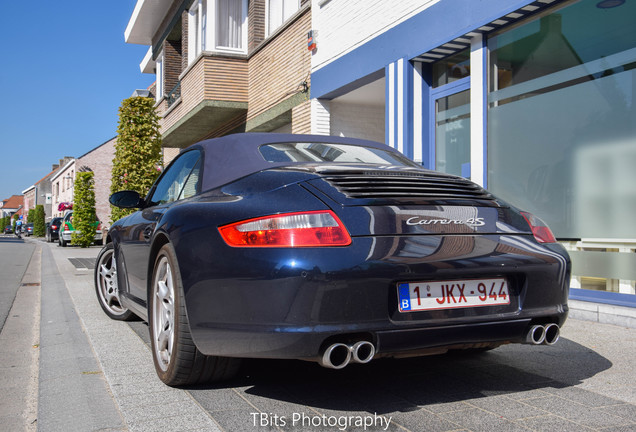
xmin=219 ymin=211 xmax=352 ymax=247
xmin=520 ymin=212 xmax=557 ymax=243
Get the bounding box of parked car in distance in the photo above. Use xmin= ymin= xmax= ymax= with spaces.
xmin=59 ymin=211 xmax=103 ymax=247
xmin=98 ymin=133 xmax=570 ymax=387
xmin=46 ymin=217 xmax=63 ymax=242
xmin=4 ymin=225 xmax=12 ymax=234
xmin=24 ymin=223 xmax=34 ymax=236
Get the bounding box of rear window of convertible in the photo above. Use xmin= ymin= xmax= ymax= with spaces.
xmin=259 ymin=142 xmax=418 ymax=167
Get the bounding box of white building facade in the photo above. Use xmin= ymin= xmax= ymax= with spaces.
xmin=309 ymin=0 xmax=636 ymax=307
xmin=50 ymin=159 xmax=76 ymax=219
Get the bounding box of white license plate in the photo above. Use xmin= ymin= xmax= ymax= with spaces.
xmin=398 ymin=278 xmax=510 ymax=312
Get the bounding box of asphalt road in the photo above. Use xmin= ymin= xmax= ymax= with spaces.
xmin=0 ymin=235 xmax=35 ymax=330
xmin=2 ymin=236 xmax=636 ymax=432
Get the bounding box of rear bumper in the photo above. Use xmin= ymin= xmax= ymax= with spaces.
xmin=188 ymin=314 xmax=567 ymax=360
xmin=181 ymin=234 xmax=570 ymax=360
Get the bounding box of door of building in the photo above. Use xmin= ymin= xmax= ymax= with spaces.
xmin=430 ymin=80 xmax=470 ymax=177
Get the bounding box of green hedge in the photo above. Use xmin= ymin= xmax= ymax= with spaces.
xmin=71 ymin=171 xmax=97 ymax=248
xmin=33 ymin=205 xmax=45 ymax=236
xmin=110 ymin=96 xmax=162 ymax=223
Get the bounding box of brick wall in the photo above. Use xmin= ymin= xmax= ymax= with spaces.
xmin=163 ymin=147 xmax=180 ymax=166
xmin=247 ymin=9 xmax=311 ymax=123
xmin=248 ymin=0 xmax=265 ymax=53
xmin=292 ymin=100 xmax=311 ymax=134
xmin=77 ymin=138 xmax=115 ymax=228
xmin=160 ymin=54 xmax=249 ymax=133
xmin=164 ymin=37 xmax=182 ymax=97
xmin=23 ymin=189 xmax=36 ymax=219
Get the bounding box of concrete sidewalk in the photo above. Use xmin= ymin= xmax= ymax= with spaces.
xmin=40 ymin=239 xmax=220 ymax=432
xmin=569 ymin=299 xmax=636 ymax=329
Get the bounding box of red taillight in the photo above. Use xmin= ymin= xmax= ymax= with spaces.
xmin=51 ymin=225 xmax=58 ymax=230
xmin=96 ymin=222 xmax=102 ymax=230
xmin=520 ymin=212 xmax=557 ymax=243
xmin=219 ymin=210 xmax=352 ymax=248
xmin=63 ymin=223 xmax=70 ymax=231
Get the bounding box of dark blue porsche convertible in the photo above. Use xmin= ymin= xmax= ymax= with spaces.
xmin=95 ymin=133 xmax=570 ymax=386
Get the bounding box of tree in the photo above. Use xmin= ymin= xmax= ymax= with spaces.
xmin=111 ymin=96 xmax=162 ymax=223
xmin=33 ymin=205 xmax=45 ymax=237
xmin=27 ymin=208 xmax=35 ymax=224
xmin=72 ymin=171 xmax=97 ymax=248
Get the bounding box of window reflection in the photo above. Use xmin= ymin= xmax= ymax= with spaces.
xmin=487 ymin=0 xmax=636 ymax=294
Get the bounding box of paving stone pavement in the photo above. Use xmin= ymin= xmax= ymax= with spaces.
xmin=20 ymin=238 xmax=636 ymax=431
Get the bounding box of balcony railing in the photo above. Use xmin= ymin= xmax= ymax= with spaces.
xmin=166 ymin=81 xmax=181 ymax=108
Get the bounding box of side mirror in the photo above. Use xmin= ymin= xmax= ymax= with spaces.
xmin=109 ymin=191 xmax=145 ymax=209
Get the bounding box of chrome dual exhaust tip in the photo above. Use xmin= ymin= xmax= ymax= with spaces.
xmin=543 ymin=323 xmax=560 ymax=346
xmin=526 ymin=323 xmax=560 ymax=346
xmin=320 ymin=341 xmax=376 ymax=369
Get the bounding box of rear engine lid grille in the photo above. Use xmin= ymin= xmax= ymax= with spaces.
xmin=323 ymin=172 xmax=494 ymax=201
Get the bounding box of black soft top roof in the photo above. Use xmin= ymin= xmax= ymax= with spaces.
xmin=187 ymin=133 xmax=402 ymax=191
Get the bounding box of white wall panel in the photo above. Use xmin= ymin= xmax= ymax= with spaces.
xmin=311 ymin=0 xmax=439 ymax=71
xmin=330 ymin=102 xmax=385 ymax=143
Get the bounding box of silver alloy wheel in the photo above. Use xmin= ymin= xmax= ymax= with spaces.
xmin=153 ymin=256 xmax=175 ymax=372
xmin=96 ymin=248 xmax=126 ymax=315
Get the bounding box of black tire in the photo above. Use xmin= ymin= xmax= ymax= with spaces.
xmin=94 ymin=243 xmax=135 ymax=321
xmin=149 ymin=243 xmax=240 ymax=386
xmin=59 ymin=237 xmax=66 ymax=247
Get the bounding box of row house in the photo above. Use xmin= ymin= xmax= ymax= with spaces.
xmin=0 ymin=195 xmax=24 ymax=220
xmin=76 ymin=137 xmax=117 ymax=230
xmin=51 ymin=138 xmax=116 ymax=230
xmin=125 ymin=0 xmax=312 ymax=160
xmin=21 ymin=157 xmax=73 ymax=222
xmin=50 ymin=159 xmax=76 ymax=219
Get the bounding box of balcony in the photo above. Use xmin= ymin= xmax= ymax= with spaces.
xmin=158 ymin=53 xmax=249 ymax=148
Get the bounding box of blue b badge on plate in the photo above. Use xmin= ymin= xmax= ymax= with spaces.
xmin=398 ymin=283 xmax=411 ymax=311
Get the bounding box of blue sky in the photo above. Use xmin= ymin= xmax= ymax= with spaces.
xmin=0 ymin=1 xmax=154 ymax=200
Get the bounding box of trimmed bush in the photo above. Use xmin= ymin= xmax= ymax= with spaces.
xmin=33 ymin=205 xmax=45 ymax=237
xmin=71 ymin=171 xmax=97 ymax=248
xmin=111 ymin=96 xmax=162 ymax=223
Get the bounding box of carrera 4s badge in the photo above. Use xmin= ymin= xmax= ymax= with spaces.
xmin=406 ymin=217 xmax=486 ymax=227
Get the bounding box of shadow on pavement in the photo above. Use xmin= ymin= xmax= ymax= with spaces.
xmin=187 ymin=336 xmax=612 ymax=414
xmin=126 ymin=318 xmax=613 ymax=416
xmin=0 ymin=235 xmax=25 ymax=244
